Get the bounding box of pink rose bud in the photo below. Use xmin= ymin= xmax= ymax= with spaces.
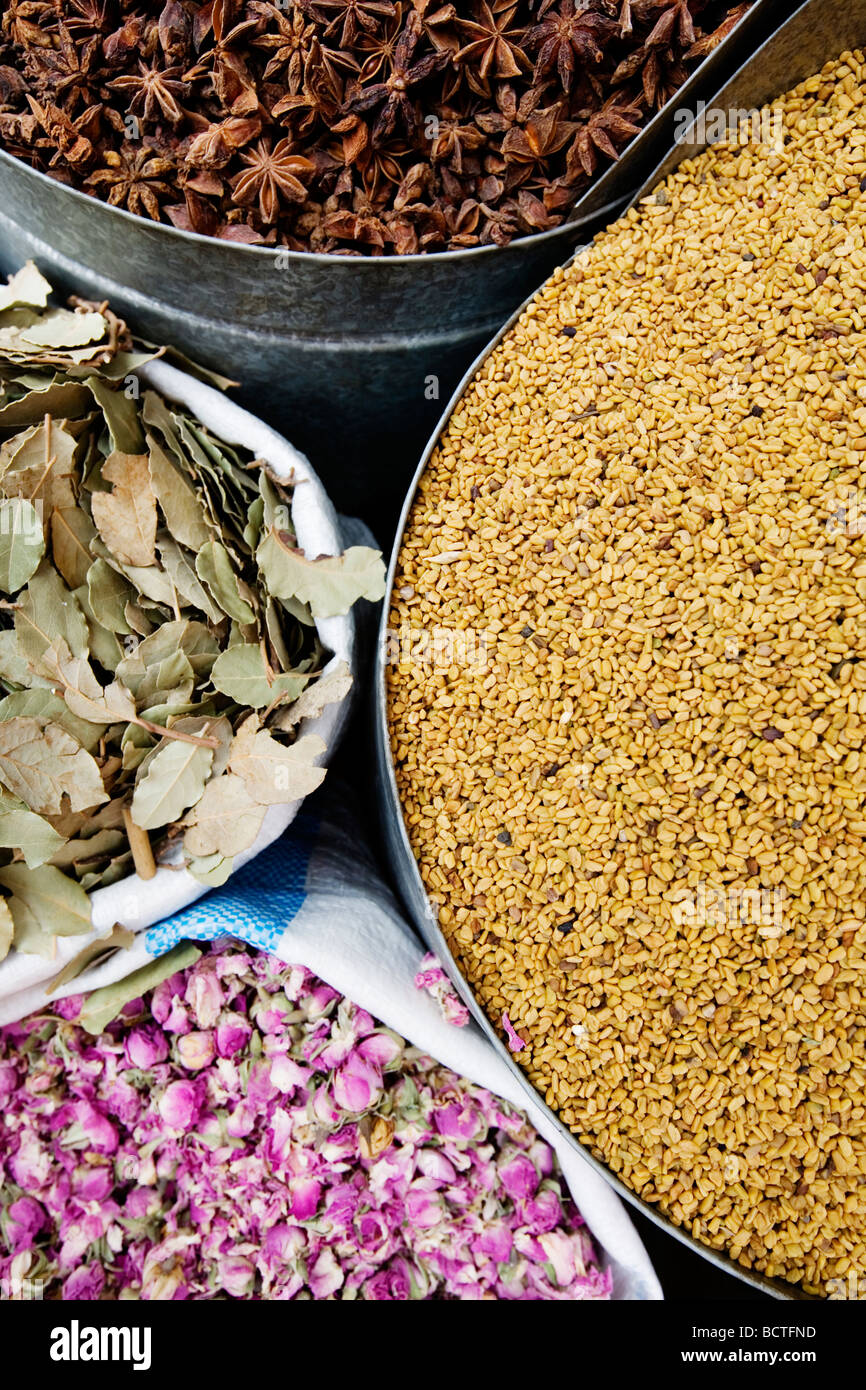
xmin=473 ymin=1222 xmax=515 ymax=1264
xmin=218 ymin=1253 xmax=256 ymax=1297
xmin=7 ymin=1196 xmax=47 ymax=1251
xmin=177 ymin=1031 xmax=215 ymax=1070
xmin=158 ymin=1081 xmax=201 ymax=1132
xmin=499 ymin=1153 xmax=538 ymax=1202
xmin=333 ymin=1054 xmax=382 ymax=1113
xmin=289 ymin=1176 xmax=322 ymax=1222
xmin=215 ymin=1015 xmax=252 ymax=1058
xmin=124 ymin=1026 xmax=169 ymax=1070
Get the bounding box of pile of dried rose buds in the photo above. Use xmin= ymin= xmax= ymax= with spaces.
xmin=0 ymin=944 xmax=612 ymax=1301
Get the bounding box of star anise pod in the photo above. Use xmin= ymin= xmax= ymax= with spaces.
xmin=641 ymin=0 xmax=695 ymax=49
xmin=566 ymin=92 xmax=642 ymax=176
xmin=501 ymin=102 xmax=576 ymax=165
xmin=27 ymin=94 xmax=95 ymax=167
xmin=249 ymin=2 xmax=314 ymax=87
xmin=62 ymin=0 xmax=114 ymax=38
xmin=157 ymin=0 xmax=194 ymax=67
xmin=429 ymin=105 xmax=487 ymax=174
xmin=185 ymin=113 xmax=262 ymax=169
xmin=529 ymin=1 xmax=617 ymax=91
xmin=322 ymin=188 xmax=394 ymax=249
xmin=612 ymin=39 xmax=686 ymax=107
xmin=347 ymin=9 xmax=446 ymax=143
xmin=454 ymin=2 xmax=532 ymax=82
xmin=86 ymin=144 xmax=175 ymax=218
xmin=109 ymin=61 xmax=189 ymax=126
xmin=183 ymin=0 xmax=261 ymax=116
xmin=230 ymin=135 xmax=316 ymax=222
xmin=2 ymin=0 xmax=56 ymax=50
xmin=23 ymin=20 xmax=99 ymax=106
xmin=309 ymin=0 xmax=398 ymax=49
xmin=686 ymin=2 xmax=749 ymax=61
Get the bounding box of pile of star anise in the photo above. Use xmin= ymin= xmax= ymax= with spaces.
xmin=0 ymin=0 xmax=752 ymax=255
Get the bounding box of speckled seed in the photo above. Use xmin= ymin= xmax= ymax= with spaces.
xmin=387 ymin=52 xmax=866 ymax=1299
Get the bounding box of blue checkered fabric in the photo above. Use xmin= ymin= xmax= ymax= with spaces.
xmin=143 ymin=813 xmax=318 ymax=957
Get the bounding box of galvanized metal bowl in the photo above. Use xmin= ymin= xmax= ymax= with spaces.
xmin=375 ymin=0 xmax=863 ymax=1299
xmin=0 ymin=2 xmax=772 ymax=520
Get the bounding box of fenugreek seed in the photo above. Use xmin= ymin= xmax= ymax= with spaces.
xmin=388 ymin=52 xmax=866 ymax=1300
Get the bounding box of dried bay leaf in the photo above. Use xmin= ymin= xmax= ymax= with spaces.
xmin=0 ymin=715 xmax=107 ymax=813
xmin=51 ymin=504 xmax=96 ymax=590
xmin=21 ymin=308 xmax=108 ymax=350
xmin=90 ymin=451 xmax=157 ymax=567
xmin=274 ymin=660 xmax=353 ymax=730
xmin=0 ymin=262 xmax=51 ymax=313
xmin=183 ymin=771 xmax=266 ymax=858
xmin=0 ymin=862 xmax=92 ymax=955
xmin=86 ymin=557 xmax=134 ymax=635
xmin=158 ymin=536 xmax=225 ymax=624
xmin=83 ymin=373 xmax=144 ymax=454
xmin=0 ymin=417 xmax=78 ymax=515
xmin=228 ymin=717 xmax=326 ymax=806
xmin=148 ymin=435 xmax=211 ymax=550
xmin=78 ymin=941 xmax=202 ymax=1034
xmin=210 ymin=643 xmax=308 ymax=708
xmin=131 ymin=735 xmax=214 ymax=830
xmin=15 ymin=563 xmax=90 ymax=666
xmin=0 ymin=497 xmax=44 ymax=590
xmin=0 ymin=687 xmax=102 ymax=750
xmin=196 ymin=539 xmax=256 ymax=624
xmin=0 ymin=787 xmax=65 ymax=868
xmin=186 ymin=852 xmax=234 ymax=887
xmin=256 ymin=534 xmax=386 ymax=617
xmin=42 ymin=642 xmax=137 ymax=725
xmin=45 ymin=923 xmax=135 ymax=994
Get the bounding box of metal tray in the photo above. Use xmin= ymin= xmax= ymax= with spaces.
xmin=0 ymin=2 xmax=774 ymax=517
xmin=374 ymin=0 xmax=866 ymax=1300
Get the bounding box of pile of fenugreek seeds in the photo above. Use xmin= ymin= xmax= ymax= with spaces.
xmin=388 ymin=50 xmax=866 ymax=1296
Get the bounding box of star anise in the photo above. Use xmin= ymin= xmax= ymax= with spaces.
xmin=2 ymin=0 xmax=56 ymax=50
xmin=322 ymin=188 xmax=394 ymax=248
xmin=529 ymin=1 xmax=617 ymax=91
xmin=109 ymin=61 xmax=189 ymax=126
xmin=0 ymin=0 xmax=755 ymax=254
xmin=250 ymin=2 xmax=315 ymax=87
xmin=183 ymin=0 xmax=261 ymax=116
xmin=27 ymin=94 xmax=95 ymax=167
xmin=86 ymin=144 xmax=175 ymax=219
xmin=642 ymin=0 xmax=695 ymax=49
xmin=454 ymin=2 xmax=531 ymax=81
xmin=185 ymin=113 xmax=262 ymax=170
xmin=62 ymin=0 xmax=114 ymax=38
xmin=566 ymin=91 xmax=641 ymax=176
xmin=686 ymin=3 xmax=749 ymax=61
xmin=501 ymin=102 xmax=575 ymax=164
xmin=22 ymin=20 xmax=99 ymax=106
xmin=309 ymin=0 xmax=398 ymax=49
xmin=347 ymin=9 xmax=446 ymax=142
xmin=612 ymin=38 xmax=686 ymax=107
xmin=230 ymin=136 xmax=316 ymax=222
xmin=429 ymin=105 xmax=487 ymax=173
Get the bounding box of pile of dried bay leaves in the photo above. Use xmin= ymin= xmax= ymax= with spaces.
xmin=0 ymin=263 xmax=385 ymax=963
